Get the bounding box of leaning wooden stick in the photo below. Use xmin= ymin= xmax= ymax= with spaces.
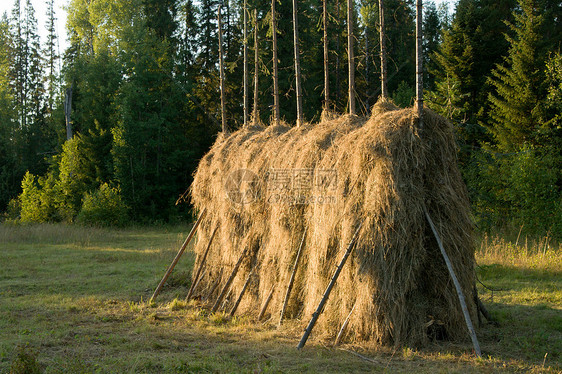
xmin=424 ymin=209 xmax=482 ymax=358
xmin=185 ymin=268 xmax=207 ymax=302
xmin=211 ymin=248 xmax=248 ymax=313
xmin=279 ymin=228 xmax=307 ymax=326
xmin=230 ymin=268 xmax=255 ymax=317
xmin=334 ymin=302 xmax=356 ymax=346
xmin=258 ymin=285 xmax=275 ymax=321
xmin=186 ymin=225 xmax=219 ymax=300
xmin=150 ymin=208 xmax=207 ymax=303
xmin=297 ymin=222 xmax=363 ymax=349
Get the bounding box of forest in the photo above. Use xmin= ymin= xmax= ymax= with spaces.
xmin=0 ymin=0 xmax=561 ymax=239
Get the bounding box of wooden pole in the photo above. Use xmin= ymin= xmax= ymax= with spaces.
xmin=230 ymin=269 xmax=254 ymax=317
xmin=334 ymin=302 xmax=356 ymax=345
xmin=379 ymin=0 xmax=388 ymax=99
xmin=186 ymin=225 xmax=218 ymax=300
xmin=150 ymin=208 xmax=207 ymax=303
xmin=243 ymin=0 xmax=249 ymax=127
xmin=206 ymin=269 xmax=223 ymax=301
xmin=347 ymin=0 xmax=355 ymax=115
xmin=211 ymin=248 xmax=248 ymax=313
xmin=323 ymin=0 xmax=330 ymax=110
xmin=258 ymin=285 xmax=275 ymax=321
xmin=424 ymin=209 xmax=482 ymax=358
xmin=292 ymin=0 xmax=303 ymax=126
xmin=415 ymin=0 xmax=423 ymax=128
xmin=297 ymin=222 xmax=363 ymax=349
xmin=218 ymin=6 xmax=228 ymax=133
xmin=279 ymin=228 xmax=307 ymax=326
xmin=272 ymin=0 xmax=280 ymax=125
xmin=253 ymin=9 xmax=259 ymax=126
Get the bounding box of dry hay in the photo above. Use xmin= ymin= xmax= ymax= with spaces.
xmin=189 ymin=100 xmax=477 ymax=347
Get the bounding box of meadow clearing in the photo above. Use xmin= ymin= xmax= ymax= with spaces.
xmin=0 ymin=223 xmax=560 ymax=373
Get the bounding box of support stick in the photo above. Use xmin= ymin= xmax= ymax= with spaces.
xmin=150 ymin=208 xmax=207 ymax=303
xmin=186 ymin=268 xmax=206 ymax=302
xmin=186 ymin=225 xmax=218 ymax=300
xmin=211 ymin=248 xmax=248 ymax=313
xmin=424 ymin=209 xmax=482 ymax=358
xmin=279 ymin=229 xmax=307 ymax=326
xmin=297 ymin=222 xmax=363 ymax=349
xmin=258 ymin=285 xmax=275 ymax=321
xmin=230 ymin=269 xmax=254 ymax=317
xmin=334 ymin=302 xmax=356 ymax=345
xmin=218 ymin=6 xmax=228 ymax=133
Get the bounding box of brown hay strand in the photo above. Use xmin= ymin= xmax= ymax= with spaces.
xmin=189 ymin=99 xmax=477 ymax=347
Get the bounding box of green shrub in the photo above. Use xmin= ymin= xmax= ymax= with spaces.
xmin=77 ymin=183 xmax=129 ymax=227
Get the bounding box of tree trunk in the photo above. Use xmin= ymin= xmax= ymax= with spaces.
xmin=272 ymin=0 xmax=280 ymax=125
xmin=253 ymin=9 xmax=260 ymax=126
xmin=416 ymin=0 xmax=423 ymax=128
xmin=379 ymin=0 xmax=388 ymax=99
xmin=243 ymin=0 xmax=249 ymax=127
xmin=64 ymin=86 xmax=72 ymax=140
xmin=218 ymin=6 xmax=228 ymax=133
xmin=292 ymin=0 xmax=303 ymax=126
xmin=347 ymin=0 xmax=355 ymax=115
xmin=323 ymin=0 xmax=330 ymax=110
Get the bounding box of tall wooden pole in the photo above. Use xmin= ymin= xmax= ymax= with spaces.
xmin=253 ymin=9 xmax=259 ymax=126
xmin=218 ymin=6 xmax=228 ymax=133
xmin=243 ymin=0 xmax=249 ymax=127
xmin=292 ymin=0 xmax=303 ymax=127
xmin=323 ymin=0 xmax=330 ymax=110
xmin=272 ymin=0 xmax=280 ymax=126
xmin=379 ymin=0 xmax=388 ymax=99
xmin=416 ymin=0 xmax=423 ymax=128
xmin=347 ymin=0 xmax=355 ymax=115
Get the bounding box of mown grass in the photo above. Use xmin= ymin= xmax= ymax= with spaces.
xmin=0 ymin=223 xmax=560 ymax=373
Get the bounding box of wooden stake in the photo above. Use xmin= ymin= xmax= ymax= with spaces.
xmin=292 ymin=0 xmax=303 ymax=126
xmin=323 ymin=0 xmax=330 ymax=110
xmin=272 ymin=0 xmax=280 ymax=125
xmin=186 ymin=225 xmax=218 ymax=300
xmin=258 ymin=285 xmax=275 ymax=321
xmin=415 ymin=0 xmax=423 ymax=128
xmin=243 ymin=0 xmax=249 ymax=127
xmin=211 ymin=248 xmax=248 ymax=313
xmin=335 ymin=302 xmax=356 ymax=346
xmin=379 ymin=0 xmax=388 ymax=99
xmin=424 ymin=209 xmax=482 ymax=358
xmin=347 ymin=0 xmax=355 ymax=115
xmin=279 ymin=228 xmax=307 ymax=326
xmin=297 ymin=222 xmax=363 ymax=349
xmin=230 ymin=268 xmax=255 ymax=317
xmin=218 ymin=6 xmax=228 ymax=134
xmin=253 ymin=8 xmax=259 ymax=126
xmin=150 ymin=208 xmax=207 ymax=303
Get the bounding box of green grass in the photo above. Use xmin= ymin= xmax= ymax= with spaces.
xmin=0 ymin=224 xmax=560 ymax=373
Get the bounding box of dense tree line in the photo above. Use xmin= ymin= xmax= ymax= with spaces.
xmin=0 ymin=0 xmax=560 ymax=237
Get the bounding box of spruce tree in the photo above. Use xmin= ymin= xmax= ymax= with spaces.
xmin=487 ymin=0 xmax=548 ymax=151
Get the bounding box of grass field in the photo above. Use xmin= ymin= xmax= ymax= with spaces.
xmin=0 ymin=223 xmax=560 ymax=373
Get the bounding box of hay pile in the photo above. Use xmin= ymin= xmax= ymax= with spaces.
xmin=189 ymin=100 xmax=477 ymax=346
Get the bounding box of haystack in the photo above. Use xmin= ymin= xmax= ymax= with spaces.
xmin=189 ymin=101 xmax=477 ymax=347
